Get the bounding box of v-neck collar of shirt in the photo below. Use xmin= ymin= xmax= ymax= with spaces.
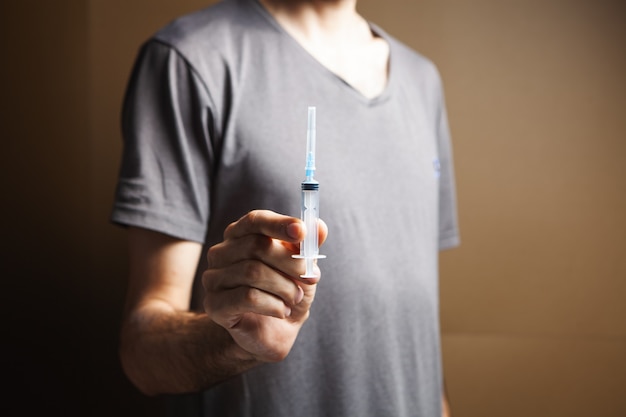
xmin=249 ymin=0 xmax=395 ymax=106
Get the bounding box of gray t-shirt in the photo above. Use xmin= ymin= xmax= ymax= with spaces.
xmin=112 ymin=0 xmax=460 ymax=415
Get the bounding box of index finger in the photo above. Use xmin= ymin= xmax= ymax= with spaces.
xmin=224 ymin=210 xmax=304 ymax=243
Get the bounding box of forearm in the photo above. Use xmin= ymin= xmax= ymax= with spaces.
xmin=120 ymin=301 xmax=259 ymax=396
xmin=442 ymin=381 xmax=452 ymax=417
xmin=118 ymin=213 xmax=323 ymax=396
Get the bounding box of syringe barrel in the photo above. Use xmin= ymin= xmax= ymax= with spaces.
xmin=300 ymin=182 xmax=320 ymax=259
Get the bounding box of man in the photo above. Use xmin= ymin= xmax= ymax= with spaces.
xmin=111 ymin=0 xmax=459 ymax=415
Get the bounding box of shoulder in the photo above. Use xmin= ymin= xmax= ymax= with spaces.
xmin=150 ymin=0 xmax=271 ymax=61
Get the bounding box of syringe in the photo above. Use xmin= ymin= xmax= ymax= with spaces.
xmin=292 ymin=106 xmax=326 ymax=278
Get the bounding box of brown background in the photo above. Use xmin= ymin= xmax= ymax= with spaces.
xmin=2 ymin=0 xmax=624 ymax=416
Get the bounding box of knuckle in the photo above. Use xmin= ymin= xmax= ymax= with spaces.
xmin=251 ymin=234 xmax=273 ymax=254
xmin=242 ymin=259 xmax=264 ymax=279
xmin=242 ymin=287 xmax=262 ymax=306
xmin=247 ymin=209 xmax=260 ymax=223
xmin=205 ymin=246 xmax=217 ymax=268
xmin=223 ymin=221 xmax=237 ymax=239
xmin=201 ymin=270 xmax=210 ymax=290
xmin=203 ymin=292 xmax=230 ymax=326
xmin=201 ymin=269 xmax=219 ymax=292
xmin=243 ymin=210 xmax=261 ymax=231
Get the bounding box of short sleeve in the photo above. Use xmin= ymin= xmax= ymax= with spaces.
xmin=110 ymin=40 xmax=215 ymax=243
xmin=436 ymin=85 xmax=461 ymax=250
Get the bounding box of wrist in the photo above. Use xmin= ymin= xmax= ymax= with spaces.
xmin=201 ymin=319 xmax=261 ymax=385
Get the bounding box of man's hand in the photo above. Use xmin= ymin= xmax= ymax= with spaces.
xmin=202 ymin=210 xmax=328 ymax=362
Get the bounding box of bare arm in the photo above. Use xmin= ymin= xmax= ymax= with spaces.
xmin=119 ymin=210 xmax=327 ymax=396
xmin=119 ymin=227 xmax=253 ymax=395
xmin=442 ymin=381 xmax=452 ymax=417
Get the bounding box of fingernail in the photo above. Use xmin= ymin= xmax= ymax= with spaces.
xmin=294 ymin=286 xmax=304 ymax=304
xmin=285 ymin=306 xmax=292 ymax=317
xmin=286 ymin=222 xmax=301 ymax=240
